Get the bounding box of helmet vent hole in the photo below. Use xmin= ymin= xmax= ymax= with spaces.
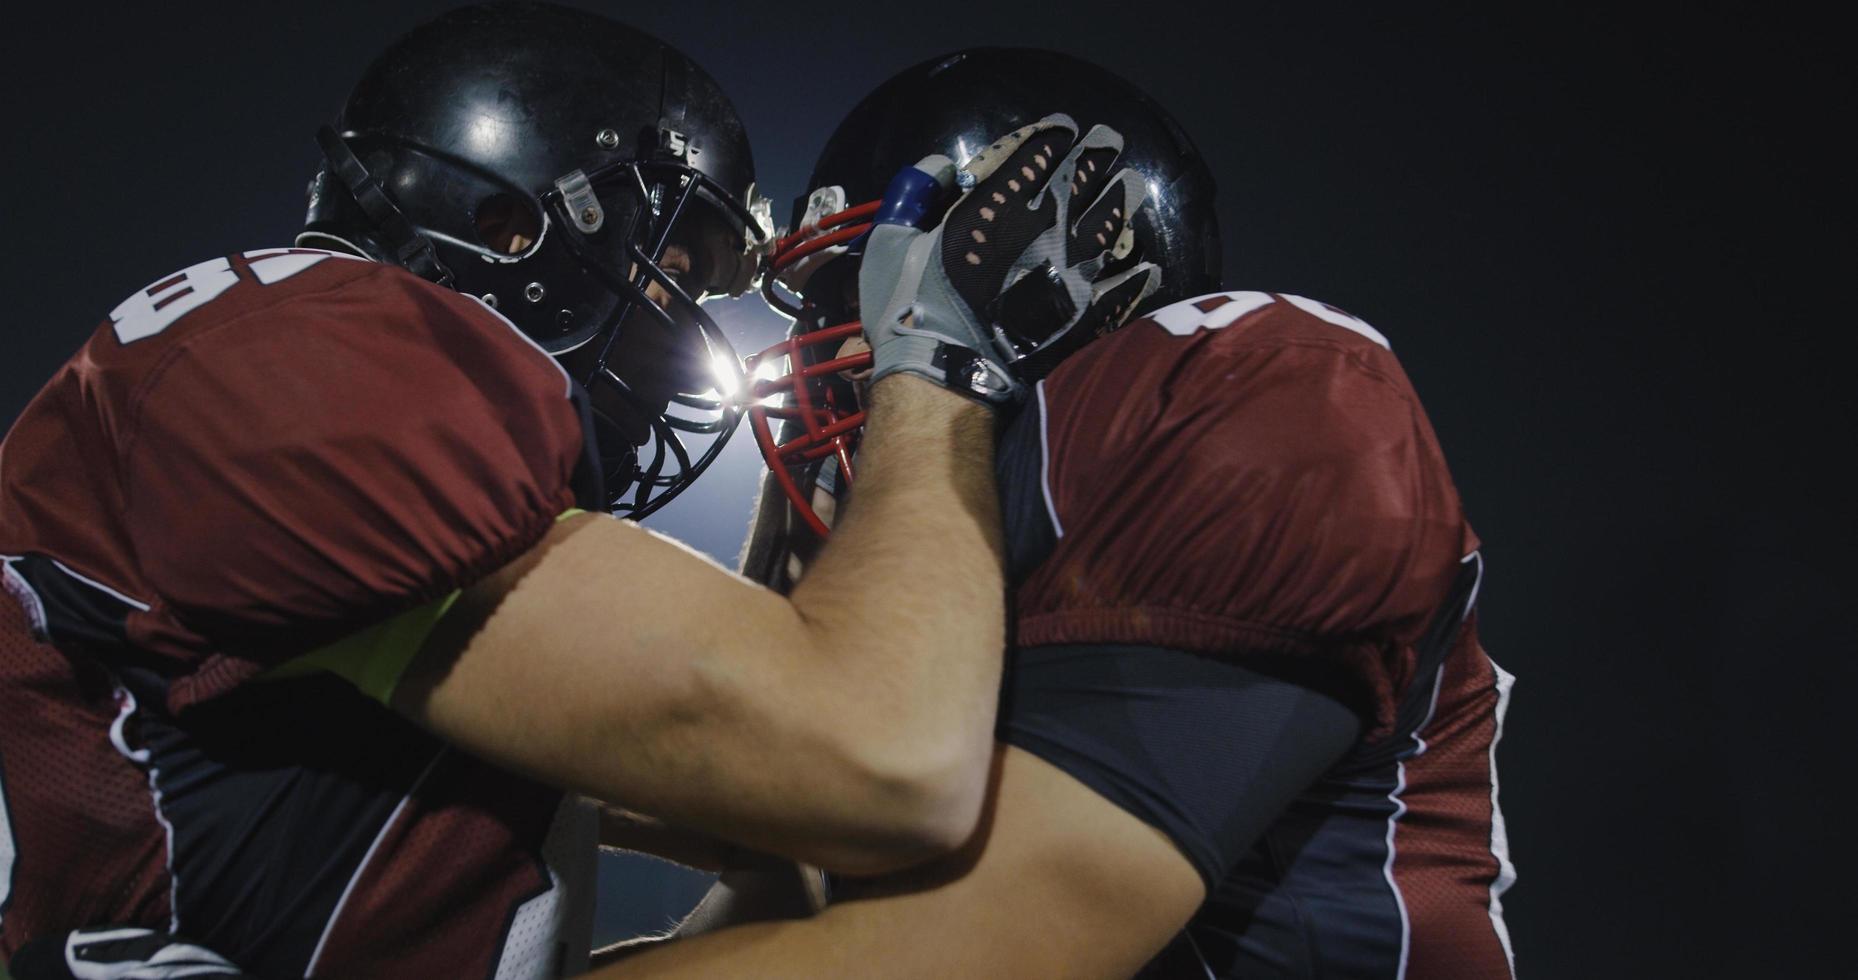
xmin=481 ymin=293 xmax=499 ymax=308
xmin=475 ymin=192 xmax=542 ymax=255
xmin=524 ymin=282 xmax=547 ymax=303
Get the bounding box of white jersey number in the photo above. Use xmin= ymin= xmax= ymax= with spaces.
xmin=109 ymin=249 xmax=355 ymax=345
xmin=1150 ymin=291 xmax=1391 ymax=350
xmin=110 ymin=256 xmax=241 ymax=344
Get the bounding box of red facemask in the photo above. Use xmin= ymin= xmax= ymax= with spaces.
xmin=744 ymin=191 xmax=883 ymax=537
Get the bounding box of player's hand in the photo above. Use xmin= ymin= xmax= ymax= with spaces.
xmin=858 ymin=114 xmax=1161 ymax=407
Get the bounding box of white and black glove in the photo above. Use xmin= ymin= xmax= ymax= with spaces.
xmin=858 ymin=114 xmax=1162 ymax=406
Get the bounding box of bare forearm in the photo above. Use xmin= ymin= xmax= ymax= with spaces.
xmin=785 ymin=376 xmax=1005 ymax=826
xmin=581 ymin=380 xmax=1003 ymax=869
xmin=585 ymin=895 xmax=1043 ymax=980
xmin=588 ymin=748 xmax=1204 ymax=980
xmin=396 ymin=378 xmax=1005 ymax=872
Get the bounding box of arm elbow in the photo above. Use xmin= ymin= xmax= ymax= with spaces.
xmin=900 ymin=748 xmax=990 ymax=853
xmin=817 ymin=737 xmax=990 ymax=875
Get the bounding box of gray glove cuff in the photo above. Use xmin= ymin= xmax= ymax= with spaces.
xmin=868 ymin=335 xmax=1023 ymax=405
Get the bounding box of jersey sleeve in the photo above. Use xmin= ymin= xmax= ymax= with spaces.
xmin=104 ymin=262 xmax=589 ymax=711
xmin=1012 ymin=293 xmax=1476 ymax=734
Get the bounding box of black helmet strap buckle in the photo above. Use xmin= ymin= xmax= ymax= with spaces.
xmin=315 ymin=125 xmax=456 ymax=288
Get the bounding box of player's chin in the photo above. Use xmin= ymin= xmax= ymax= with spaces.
xmin=561 ymin=342 xmax=683 ymax=444
xmin=580 ymin=368 xmax=664 ymax=451
xmin=618 ymin=311 xmax=711 ymax=394
xmin=612 ymin=405 xmax=657 ymax=450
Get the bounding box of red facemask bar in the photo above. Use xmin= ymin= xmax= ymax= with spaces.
xmin=746 ymin=193 xmax=881 ymax=537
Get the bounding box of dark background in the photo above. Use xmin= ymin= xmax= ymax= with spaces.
xmin=1 ymin=2 xmax=1844 ymax=975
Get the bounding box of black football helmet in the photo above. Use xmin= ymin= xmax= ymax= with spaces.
xmin=302 ymin=1 xmax=773 ymax=519
xmin=748 ymin=48 xmax=1221 ymax=535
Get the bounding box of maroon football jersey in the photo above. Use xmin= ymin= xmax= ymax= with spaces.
xmin=1016 ymin=290 xmax=1479 ymax=739
xmin=1005 ymin=291 xmax=1514 ymax=976
xmin=0 ymin=249 xmax=597 ymax=977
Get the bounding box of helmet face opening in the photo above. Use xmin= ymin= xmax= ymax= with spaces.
xmin=474 ymin=192 xmax=545 ymax=257
xmin=537 ymin=156 xmax=770 ymax=520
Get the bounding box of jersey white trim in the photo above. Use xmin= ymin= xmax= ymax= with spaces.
xmin=306 ymin=749 xmax=445 ymax=976
xmin=1384 ymin=657 xmax=1449 ymax=979
xmin=1034 ymin=380 xmax=1064 ymax=539
xmin=242 ymin=248 xmax=357 ymax=285
xmin=60 ymin=926 xmax=243 ymax=979
xmin=1486 ymin=658 xmax=1519 ymax=976
xmin=106 ymin=683 xmax=182 ymax=933
xmin=1 ymin=731 xmax=16 ymax=931
xmin=1380 ymin=553 xmax=1485 ymax=975
xmin=67 ymin=925 xmax=156 ymax=946
xmin=1463 ymin=551 xmax=1486 ymax=618
xmin=1410 ymin=661 xmax=1449 ymax=758
xmin=110 ymin=687 xmax=182 ymax=933
xmin=1 ymin=555 xmax=49 ymax=641
xmin=1381 ymin=555 xmax=1488 ymax=977
xmin=1181 ymin=927 xmax=1218 ymax=980
xmin=1280 ymin=294 xmax=1392 ymax=350
xmin=49 ymin=558 xmax=152 ymax=612
xmin=293 ymin=231 xmax=372 ymax=259
xmin=1382 ymin=761 xmax=1413 ymax=979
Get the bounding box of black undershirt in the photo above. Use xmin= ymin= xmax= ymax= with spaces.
xmin=996 ymin=642 xmax=1362 ymax=890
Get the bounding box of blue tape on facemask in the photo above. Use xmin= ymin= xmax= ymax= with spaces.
xmin=872 ymin=164 xmax=947 ymax=229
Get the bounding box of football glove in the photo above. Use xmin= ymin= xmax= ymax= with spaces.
xmin=859 ymin=114 xmax=1161 ymax=406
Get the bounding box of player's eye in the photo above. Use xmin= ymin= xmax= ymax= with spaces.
xmin=475 ymin=193 xmax=542 ymax=255
xmin=669 ymin=257 xmax=712 ymax=300
xmin=667 ymin=235 xmax=723 ymax=298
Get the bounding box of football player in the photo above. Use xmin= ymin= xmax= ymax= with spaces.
xmin=600 ymin=49 xmax=1518 ymax=978
xmin=0 ymin=9 xmax=1152 ymax=978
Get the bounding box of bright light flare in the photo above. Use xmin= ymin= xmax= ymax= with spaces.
xmin=746 ymin=359 xmax=788 ymax=408
xmin=710 ymin=352 xmax=742 ymax=400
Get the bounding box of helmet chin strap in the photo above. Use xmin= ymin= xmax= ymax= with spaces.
xmin=314 ymin=127 xmax=455 ymax=287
